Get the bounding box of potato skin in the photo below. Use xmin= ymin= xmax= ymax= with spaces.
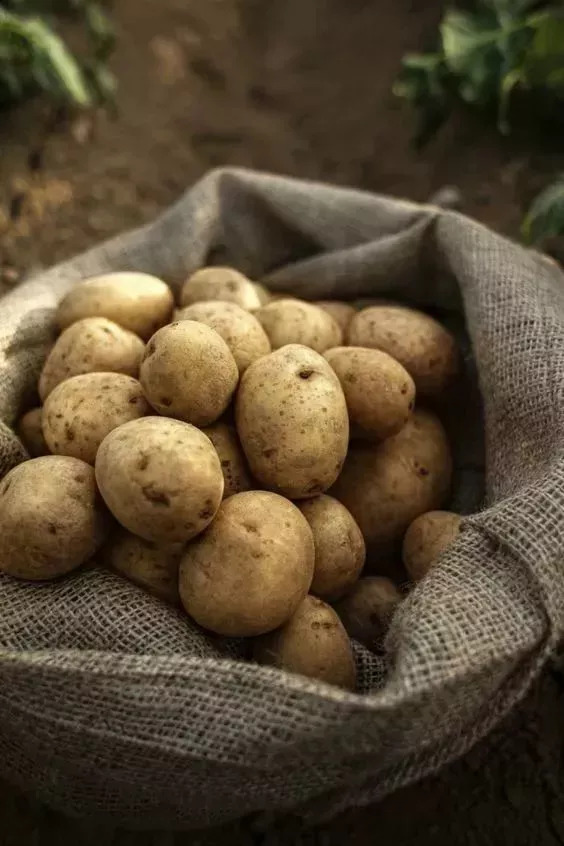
xmin=95 ymin=416 xmax=224 ymax=543
xmin=254 ymin=299 xmax=343 ymax=352
xmin=43 ymin=373 xmax=150 ymax=464
xmin=252 ymin=282 xmax=271 ymax=305
xmin=17 ymin=408 xmax=48 ymax=457
xmin=235 ymin=344 xmax=349 ymax=499
xmin=56 ymin=272 xmax=174 ymax=340
xmin=334 ymin=577 xmax=401 ymax=651
xmin=253 ymin=595 xmax=356 ymax=690
xmin=176 ymin=301 xmax=271 ymax=374
xmin=298 ymin=495 xmax=365 ymax=601
xmin=105 ymin=528 xmax=182 ymax=604
xmin=330 ymin=409 xmax=452 ymax=556
xmin=0 ymin=455 xmax=109 ymax=580
xmin=179 ymin=491 xmax=314 ymax=637
xmin=403 ymin=510 xmax=462 ymax=582
xmin=315 ymin=301 xmax=356 ymax=333
xmin=347 ymin=305 xmax=458 ymax=399
xmin=180 ymin=267 xmax=261 ymax=310
xmin=39 ymin=318 xmax=145 ymax=401
xmin=324 ymin=346 xmax=415 ymax=441
xmin=201 ymin=422 xmax=253 ymax=498
xmin=140 ymin=321 xmax=239 ymax=426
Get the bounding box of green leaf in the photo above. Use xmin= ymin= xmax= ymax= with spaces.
xmin=394 ymin=52 xmax=451 ymax=147
xmin=521 ymin=12 xmax=564 ymax=91
xmin=522 ymin=178 xmax=564 ymax=243
xmin=440 ymin=9 xmax=503 ymax=105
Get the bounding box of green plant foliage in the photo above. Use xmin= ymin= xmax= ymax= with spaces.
xmin=522 ymin=177 xmax=564 ymax=243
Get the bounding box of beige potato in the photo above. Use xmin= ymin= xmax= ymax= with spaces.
xmin=56 ymin=272 xmax=174 ymax=340
xmin=179 ymin=491 xmax=314 ymax=637
xmin=105 ymin=527 xmax=182 ymax=604
xmin=347 ymin=305 xmax=458 ymax=399
xmin=95 ymin=416 xmax=224 ymax=543
xmin=324 ymin=346 xmax=415 ymax=441
xmin=315 ymin=301 xmax=356 ymax=333
xmin=176 ymin=301 xmax=271 ymax=374
xmin=179 ymin=267 xmax=261 ymax=310
xmin=298 ymin=495 xmax=365 ymax=601
xmin=43 ymin=373 xmax=150 ymax=464
xmin=201 ymin=422 xmax=253 ymax=498
xmin=334 ymin=577 xmax=402 ymax=651
xmin=17 ymin=408 xmax=48 ymax=457
xmin=140 ymin=321 xmax=238 ymax=426
xmin=235 ymin=344 xmax=349 ymax=498
xmin=252 ymin=282 xmax=271 ymax=305
xmin=330 ymin=409 xmax=452 ymax=556
xmin=254 ymin=299 xmax=343 ymax=352
xmin=403 ymin=510 xmax=462 ymax=582
xmin=0 ymin=455 xmax=109 ymax=580
xmin=39 ymin=318 xmax=144 ymax=401
xmin=254 ymin=595 xmax=356 ymax=689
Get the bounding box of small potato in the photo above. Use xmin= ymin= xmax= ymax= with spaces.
xmin=236 ymin=345 xmax=349 ymax=499
xmin=347 ymin=305 xmax=458 ymax=399
xmin=298 ymin=495 xmax=365 ymax=601
xmin=56 ymin=272 xmax=174 ymax=340
xmin=180 ymin=267 xmax=261 ymax=310
xmin=0 ymin=456 xmax=109 ymax=580
xmin=140 ymin=321 xmax=239 ymax=426
xmin=403 ymin=510 xmax=462 ymax=582
xmin=254 ymin=299 xmax=342 ymax=352
xmin=17 ymin=408 xmax=48 ymax=456
xmin=95 ymin=417 xmax=224 ymax=543
xmin=254 ymin=595 xmax=356 ymax=690
xmin=324 ymin=347 xmax=415 ymax=441
xmin=334 ymin=577 xmax=401 ymax=651
xmin=176 ymin=301 xmax=271 ymax=374
xmin=43 ymin=373 xmax=150 ymax=464
xmin=179 ymin=491 xmax=314 ymax=637
xmin=315 ymin=301 xmax=356 ymax=333
xmin=330 ymin=409 xmax=452 ymax=556
xmin=39 ymin=318 xmax=144 ymax=401
xmin=105 ymin=527 xmax=182 ymax=604
xmin=201 ymin=422 xmax=253 ymax=497
xmin=252 ymin=282 xmax=271 ymax=305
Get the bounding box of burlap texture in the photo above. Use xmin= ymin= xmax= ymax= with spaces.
xmin=0 ymin=167 xmax=563 ymax=828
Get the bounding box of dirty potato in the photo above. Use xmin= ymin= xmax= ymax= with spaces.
xmin=16 ymin=408 xmax=48 ymax=457
xmin=403 ymin=510 xmax=462 ymax=582
xmin=201 ymin=421 xmax=253 ymax=497
xmin=179 ymin=267 xmax=261 ymax=310
xmin=315 ymin=301 xmax=356 ymax=333
xmin=254 ymin=299 xmax=342 ymax=352
xmin=334 ymin=577 xmax=402 ymax=651
xmin=106 ymin=527 xmax=182 ymax=604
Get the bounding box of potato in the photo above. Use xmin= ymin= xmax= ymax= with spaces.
xmin=16 ymin=407 xmax=48 ymax=457
xmin=253 ymin=595 xmax=356 ymax=689
xmin=39 ymin=318 xmax=145 ymax=401
xmin=179 ymin=491 xmax=314 ymax=637
xmin=315 ymin=301 xmax=356 ymax=333
xmin=175 ymin=301 xmax=271 ymax=374
xmin=403 ymin=510 xmax=462 ymax=582
xmin=324 ymin=347 xmax=415 ymax=441
xmin=201 ymin=422 xmax=253 ymax=497
xmin=347 ymin=305 xmax=458 ymax=399
xmin=330 ymin=409 xmax=452 ymax=556
xmin=56 ymin=272 xmax=174 ymax=341
xmin=43 ymin=373 xmax=150 ymax=464
xmin=236 ymin=344 xmax=349 ymax=498
xmin=298 ymin=495 xmax=365 ymax=601
xmin=105 ymin=527 xmax=182 ymax=604
xmin=254 ymin=299 xmax=342 ymax=352
xmin=140 ymin=321 xmax=238 ymax=426
xmin=334 ymin=577 xmax=401 ymax=651
xmin=179 ymin=267 xmax=261 ymax=310
xmin=252 ymin=282 xmax=271 ymax=305
xmin=0 ymin=455 xmax=109 ymax=580
xmin=95 ymin=416 xmax=223 ymax=543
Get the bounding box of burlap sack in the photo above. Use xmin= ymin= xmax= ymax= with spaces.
xmin=0 ymin=167 xmax=563 ymax=829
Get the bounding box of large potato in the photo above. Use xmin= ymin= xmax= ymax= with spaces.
xmin=298 ymin=495 xmax=365 ymax=601
xmin=43 ymin=373 xmax=150 ymax=464
xmin=105 ymin=528 xmax=182 ymax=604
xmin=16 ymin=408 xmax=48 ymax=457
xmin=176 ymin=301 xmax=271 ymax=374
xmin=330 ymin=409 xmax=452 ymax=556
xmin=56 ymin=272 xmax=174 ymax=340
xmin=95 ymin=416 xmax=224 ymax=543
xmin=324 ymin=346 xmax=415 ymax=441
xmin=403 ymin=510 xmax=462 ymax=582
xmin=140 ymin=321 xmax=238 ymax=426
xmin=179 ymin=267 xmax=261 ymax=310
xmin=179 ymin=491 xmax=314 ymax=637
xmin=334 ymin=577 xmax=402 ymax=651
xmin=39 ymin=318 xmax=144 ymax=401
xmin=235 ymin=344 xmax=349 ymax=498
xmin=315 ymin=301 xmax=356 ymax=333
xmin=254 ymin=595 xmax=356 ymax=689
xmin=0 ymin=456 xmax=109 ymax=580
xmin=254 ymin=299 xmax=342 ymax=352
xmin=347 ymin=305 xmax=458 ymax=399
xmin=201 ymin=422 xmax=253 ymax=497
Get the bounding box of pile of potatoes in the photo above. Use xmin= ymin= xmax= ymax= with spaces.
xmin=2 ymin=266 xmax=464 ymax=691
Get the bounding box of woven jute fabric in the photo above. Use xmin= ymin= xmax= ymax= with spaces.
xmin=0 ymin=167 xmax=563 ymax=828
